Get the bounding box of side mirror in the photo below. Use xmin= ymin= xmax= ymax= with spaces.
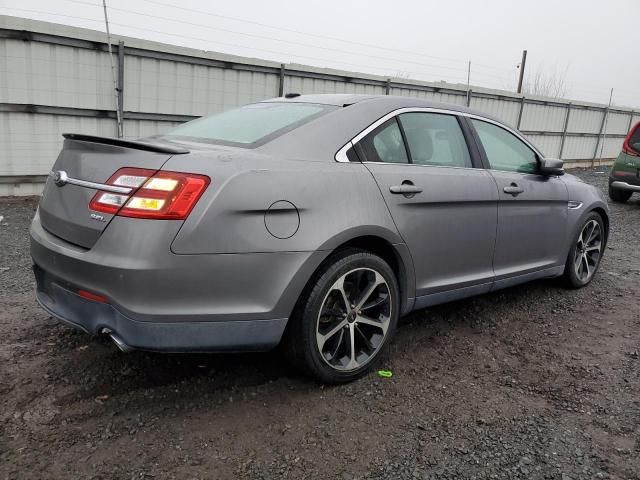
xmin=632 ymin=142 xmax=640 ymax=154
xmin=540 ymin=158 xmax=564 ymax=176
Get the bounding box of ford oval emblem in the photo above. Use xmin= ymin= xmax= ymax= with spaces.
xmin=53 ymin=170 xmax=68 ymax=187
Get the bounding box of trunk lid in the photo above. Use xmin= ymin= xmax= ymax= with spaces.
xmin=38 ymin=135 xmax=188 ymax=248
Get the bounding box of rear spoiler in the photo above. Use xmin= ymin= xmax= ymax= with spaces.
xmin=62 ymin=133 xmax=190 ymax=155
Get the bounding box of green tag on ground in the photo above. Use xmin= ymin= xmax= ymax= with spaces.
xmin=377 ymin=369 xmax=393 ymax=378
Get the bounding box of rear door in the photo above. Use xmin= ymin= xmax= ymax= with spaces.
xmin=468 ymin=118 xmax=568 ymax=281
xmin=38 ymin=136 xmax=179 ymax=248
xmin=357 ymin=111 xmax=498 ymax=304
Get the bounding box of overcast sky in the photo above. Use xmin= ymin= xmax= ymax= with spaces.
xmin=2 ymin=0 xmax=639 ymax=107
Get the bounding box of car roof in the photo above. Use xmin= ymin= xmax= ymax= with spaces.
xmin=256 ymin=93 xmax=531 ymax=161
xmin=261 ymin=93 xmax=504 ymax=125
xmin=261 ymin=94 xmax=379 ymax=107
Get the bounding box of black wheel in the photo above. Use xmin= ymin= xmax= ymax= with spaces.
xmin=563 ymin=212 xmax=605 ymax=288
xmin=608 ymin=185 xmax=632 ymax=203
xmin=285 ymin=249 xmax=399 ymax=384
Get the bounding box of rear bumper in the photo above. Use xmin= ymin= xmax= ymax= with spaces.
xmin=610 ymin=180 xmax=640 ymax=192
xmin=30 ymin=210 xmax=327 ymax=351
xmin=35 ymin=265 xmax=286 ymax=351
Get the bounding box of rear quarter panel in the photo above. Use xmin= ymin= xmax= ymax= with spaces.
xmin=165 ymin=155 xmax=403 ymax=255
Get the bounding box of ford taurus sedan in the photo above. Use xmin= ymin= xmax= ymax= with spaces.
xmin=31 ymin=94 xmax=609 ymax=383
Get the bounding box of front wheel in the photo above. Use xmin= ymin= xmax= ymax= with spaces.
xmin=285 ymin=249 xmax=399 ymax=384
xmin=563 ymin=212 xmax=605 ymax=288
xmin=608 ymin=185 xmax=632 ymax=203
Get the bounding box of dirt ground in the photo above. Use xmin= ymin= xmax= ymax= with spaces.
xmin=1 ymin=168 xmax=639 ymax=480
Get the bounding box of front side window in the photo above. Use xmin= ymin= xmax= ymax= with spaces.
xmin=165 ymin=102 xmax=333 ymax=146
xmin=398 ymin=113 xmax=471 ymax=168
xmin=358 ymin=118 xmax=409 ymax=164
xmin=471 ymin=119 xmax=538 ymax=173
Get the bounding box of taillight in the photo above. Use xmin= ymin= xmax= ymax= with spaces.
xmin=77 ymin=289 xmax=108 ymax=304
xmin=622 ymin=122 xmax=640 ymax=157
xmin=89 ymin=168 xmax=210 ymax=220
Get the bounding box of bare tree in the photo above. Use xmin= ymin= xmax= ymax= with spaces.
xmin=393 ymin=70 xmax=412 ymax=80
xmin=523 ymin=66 xmax=569 ymax=98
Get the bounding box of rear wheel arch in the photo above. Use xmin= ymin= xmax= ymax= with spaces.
xmin=285 ymin=233 xmax=413 ymax=324
xmin=331 ymin=236 xmax=411 ymax=314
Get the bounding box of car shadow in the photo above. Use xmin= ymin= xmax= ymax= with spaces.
xmin=48 ymin=275 xmax=592 ymax=407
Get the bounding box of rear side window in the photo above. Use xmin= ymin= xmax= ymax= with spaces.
xmin=471 ymin=119 xmax=538 ymax=173
xmin=398 ymin=113 xmax=471 ymax=167
xmin=629 ymin=124 xmax=640 ymax=150
xmin=358 ymin=119 xmax=409 ymax=164
xmin=165 ymin=103 xmax=333 ymax=146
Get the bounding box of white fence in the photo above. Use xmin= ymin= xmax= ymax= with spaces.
xmin=1 ymin=15 xmax=638 ymax=195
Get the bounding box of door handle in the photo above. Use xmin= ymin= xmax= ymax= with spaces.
xmin=503 ymin=183 xmax=524 ymax=196
xmin=390 ymin=184 xmax=423 ymax=195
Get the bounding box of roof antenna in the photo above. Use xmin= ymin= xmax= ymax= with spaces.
xmin=284 ymin=93 xmax=301 ymax=99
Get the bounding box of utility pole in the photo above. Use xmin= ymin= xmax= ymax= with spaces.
xmin=466 ymin=61 xmax=471 ymax=106
xmin=516 ymin=50 xmax=527 ymax=94
xmin=102 ymin=0 xmax=124 ymax=138
xmin=598 ymin=88 xmax=614 ymax=165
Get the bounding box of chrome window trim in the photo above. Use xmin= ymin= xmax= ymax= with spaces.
xmin=361 ymin=162 xmax=481 ymax=172
xmin=486 ymin=168 xmax=549 ymax=176
xmin=334 ymin=107 xmax=544 ymax=163
xmin=335 ymin=141 xmax=353 ymax=163
xmin=48 ymin=171 xmax=133 ymax=194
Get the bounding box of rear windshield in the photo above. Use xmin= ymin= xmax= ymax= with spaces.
xmin=164 ymin=102 xmax=334 ymax=147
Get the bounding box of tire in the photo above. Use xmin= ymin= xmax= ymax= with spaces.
xmin=284 ymin=248 xmax=400 ymax=384
xmin=608 ymin=185 xmax=632 ymax=203
xmin=563 ymin=212 xmax=605 ymax=288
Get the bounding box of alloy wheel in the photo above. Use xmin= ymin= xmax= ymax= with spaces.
xmin=573 ymin=219 xmax=602 ymax=282
xmin=316 ymin=268 xmax=392 ymax=371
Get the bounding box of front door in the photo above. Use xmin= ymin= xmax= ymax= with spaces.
xmin=356 ymin=112 xmax=498 ymax=304
xmin=469 ymin=119 xmax=568 ymax=282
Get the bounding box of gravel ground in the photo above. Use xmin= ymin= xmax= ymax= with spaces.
xmin=1 ymin=168 xmax=639 ymax=480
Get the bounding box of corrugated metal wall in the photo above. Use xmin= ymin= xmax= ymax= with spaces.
xmin=520 ymin=103 xmax=566 ymax=132
xmin=470 ymin=97 xmax=521 ymax=126
xmin=3 ymin=40 xmax=114 ymax=109
xmin=1 ymin=15 xmax=637 ymax=196
xmin=124 ymin=56 xmax=280 ymax=116
xmin=286 ymin=76 xmax=385 ymax=96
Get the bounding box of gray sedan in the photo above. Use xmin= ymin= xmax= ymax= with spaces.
xmin=31 ymin=94 xmax=609 ymax=383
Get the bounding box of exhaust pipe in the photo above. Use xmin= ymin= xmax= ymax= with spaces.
xmin=101 ymin=328 xmax=133 ymax=352
xmin=110 ymin=334 xmax=134 ymax=353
